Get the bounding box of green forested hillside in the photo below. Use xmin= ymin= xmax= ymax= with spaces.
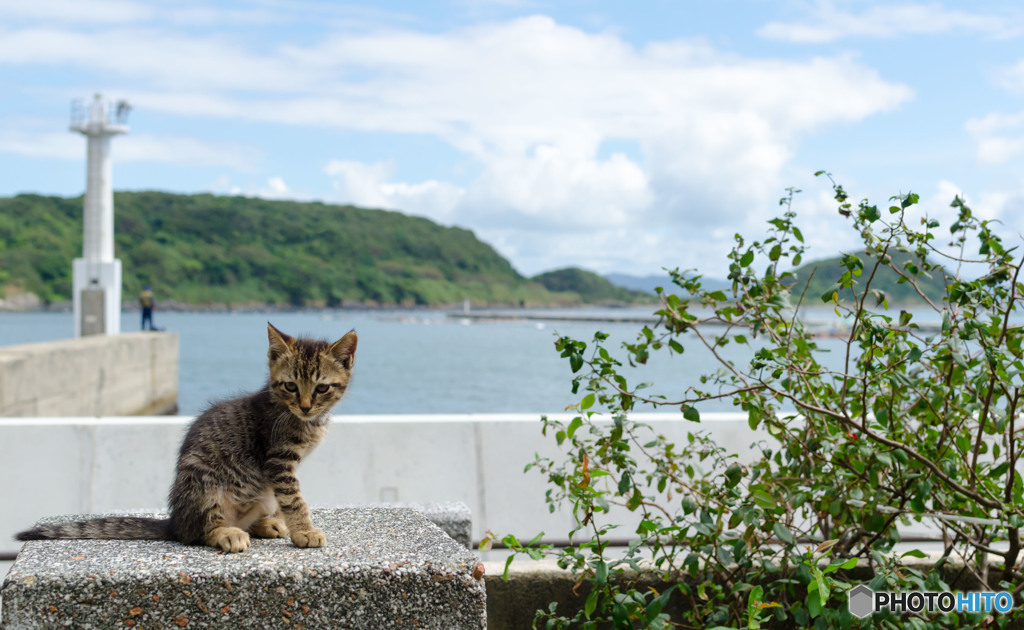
xmin=789 ymin=249 xmax=949 ymax=305
xmin=0 ymin=192 xmax=577 ymax=307
xmin=532 ymin=267 xmax=647 ymax=303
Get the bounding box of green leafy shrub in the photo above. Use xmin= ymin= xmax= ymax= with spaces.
xmin=490 ymin=174 xmax=1024 ymax=628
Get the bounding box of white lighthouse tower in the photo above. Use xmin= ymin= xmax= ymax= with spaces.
xmin=70 ymin=93 xmax=130 ymax=337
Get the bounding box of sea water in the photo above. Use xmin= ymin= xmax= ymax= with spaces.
xmin=1 ymin=308 xmax=750 ymax=416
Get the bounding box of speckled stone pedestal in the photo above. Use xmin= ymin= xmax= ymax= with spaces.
xmin=1 ymin=508 xmax=486 ymax=629
xmin=331 ymin=502 xmax=472 ymax=549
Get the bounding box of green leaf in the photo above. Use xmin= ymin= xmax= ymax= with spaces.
xmin=725 ymin=464 xmax=743 ymax=488
xmin=584 ymin=589 xmax=599 ymax=618
xmin=618 ymin=471 xmax=632 ymax=496
xmin=627 ymin=489 xmax=643 ymax=511
xmin=820 ymin=283 xmax=841 ymax=303
xmin=567 ymin=416 xmax=583 ymax=439
xmin=580 ymin=393 xmax=595 ymax=410
xmin=812 ymin=565 xmax=829 ymax=606
xmin=807 ymin=592 xmax=822 ymax=618
xmin=570 ymin=352 xmax=583 ymax=373
xmin=747 ymin=585 xmax=764 ymax=628
xmin=900 ymin=549 xmax=928 ymax=559
xmin=752 ymin=490 xmax=776 ymax=509
xmin=636 ymin=519 xmax=657 ymax=535
xmin=683 ymin=406 xmax=700 ymax=422
xmin=740 ymin=250 xmax=754 ymax=267
xmin=748 ymin=408 xmax=761 ymax=430
xmin=861 ymin=204 xmax=881 ymax=222
xmin=773 ymin=522 xmax=796 ymax=545
xmin=989 ymin=461 xmax=1011 ymax=478
xmin=594 ymin=559 xmax=608 ymax=586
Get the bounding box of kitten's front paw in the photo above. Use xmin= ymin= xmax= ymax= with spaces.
xmin=211 ymin=527 xmax=250 ymax=553
xmin=291 ymin=528 xmax=326 ymax=548
xmin=250 ymin=517 xmax=289 ymax=539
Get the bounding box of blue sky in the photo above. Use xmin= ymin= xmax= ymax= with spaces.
xmin=2 ymin=0 xmax=1024 ymax=278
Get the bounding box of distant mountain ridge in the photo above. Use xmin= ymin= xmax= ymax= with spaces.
xmin=604 ymin=272 xmax=730 ymax=294
xmin=604 ymin=250 xmax=949 ymax=305
xmin=789 ymin=250 xmax=949 ymax=305
xmin=532 ymin=268 xmax=647 ymax=303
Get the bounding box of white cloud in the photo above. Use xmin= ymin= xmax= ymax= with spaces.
xmin=266 ymin=176 xmax=288 ymax=196
xmin=324 ymin=160 xmax=465 ymax=224
xmin=998 ymin=59 xmax=1024 ymax=94
xmin=0 ymin=0 xmax=152 ymax=24
xmin=906 ymin=181 xmax=1024 ymax=272
xmin=0 ymin=11 xmax=916 ymax=275
xmin=302 ymin=17 xmax=908 ymax=273
xmin=0 ymin=126 xmax=260 ymax=170
xmin=0 ymin=26 xmax=318 ymax=92
xmin=465 ymin=145 xmax=651 ymax=227
xmin=973 ymin=186 xmax=1024 ymax=240
xmin=207 ymin=175 xmax=319 ymax=201
xmin=0 ymin=130 xmax=80 ymax=159
xmin=759 ymin=2 xmax=1018 ymax=43
xmin=966 ymin=111 xmax=1024 ymax=164
xmin=117 ymin=134 xmax=260 ymax=170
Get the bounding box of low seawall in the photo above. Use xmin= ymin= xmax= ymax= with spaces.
xmin=0 ymin=413 xmax=759 ymax=561
xmin=0 ymin=332 xmax=178 ymax=417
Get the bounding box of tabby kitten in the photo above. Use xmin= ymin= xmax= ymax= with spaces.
xmin=16 ymin=323 xmax=357 ymax=553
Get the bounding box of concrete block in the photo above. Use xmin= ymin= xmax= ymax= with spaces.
xmin=2 ymin=508 xmax=486 ymax=629
xmin=332 ymin=502 xmax=472 ymax=549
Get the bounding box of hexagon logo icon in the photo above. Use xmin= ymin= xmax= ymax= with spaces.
xmin=848 ymin=584 xmax=875 ymax=619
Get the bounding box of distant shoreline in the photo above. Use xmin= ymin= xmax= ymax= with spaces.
xmin=0 ymin=297 xmax=651 ymax=315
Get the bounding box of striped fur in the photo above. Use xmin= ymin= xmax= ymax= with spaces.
xmin=15 ymin=323 xmax=357 ymax=553
xmin=16 ymin=517 xmax=170 ymax=541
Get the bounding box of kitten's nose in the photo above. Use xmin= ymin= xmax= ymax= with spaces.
xmin=300 ymin=405 xmax=312 ymax=414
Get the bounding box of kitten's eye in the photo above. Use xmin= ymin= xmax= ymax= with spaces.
xmin=315 ymin=384 xmax=330 ymax=394
xmin=284 ymin=382 xmax=298 ymax=392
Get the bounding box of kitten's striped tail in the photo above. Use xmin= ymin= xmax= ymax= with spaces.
xmin=16 ymin=517 xmax=172 ymax=542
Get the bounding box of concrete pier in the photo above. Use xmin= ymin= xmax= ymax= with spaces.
xmin=2 ymin=508 xmax=486 ymax=629
xmin=0 ymin=332 xmax=178 ymax=417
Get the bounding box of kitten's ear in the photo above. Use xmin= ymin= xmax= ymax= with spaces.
xmin=329 ymin=330 xmax=358 ymax=370
xmin=267 ymin=323 xmax=295 ymax=361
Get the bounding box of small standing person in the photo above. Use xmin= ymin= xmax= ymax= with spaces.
xmin=139 ymin=285 xmax=155 ymax=331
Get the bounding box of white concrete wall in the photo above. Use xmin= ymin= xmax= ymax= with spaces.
xmin=0 ymin=332 xmax=178 ymax=417
xmin=0 ymin=413 xmax=763 ymax=556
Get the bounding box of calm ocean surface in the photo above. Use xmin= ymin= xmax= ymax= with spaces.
xmin=0 ymin=308 xmax=772 ymax=416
